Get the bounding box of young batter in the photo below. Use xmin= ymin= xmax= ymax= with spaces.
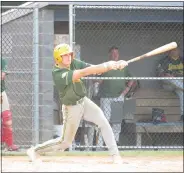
xmin=27 ymin=44 xmax=128 ymax=163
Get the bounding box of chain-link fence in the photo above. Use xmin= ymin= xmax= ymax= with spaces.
xmin=1 ymin=6 xmax=39 ymax=148
xmin=72 ymin=5 xmax=183 ymax=150
xmin=1 ymin=4 xmax=183 ymax=152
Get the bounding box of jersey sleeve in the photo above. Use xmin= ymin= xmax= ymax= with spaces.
xmin=74 ymin=59 xmax=92 ymax=69
xmin=2 ymin=59 xmax=7 ymax=73
xmin=52 ymin=68 xmax=74 ymax=87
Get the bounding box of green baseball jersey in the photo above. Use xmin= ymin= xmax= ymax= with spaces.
xmin=52 ymin=59 xmax=89 ymax=105
xmin=157 ymin=56 xmax=183 ymax=76
xmin=99 ymin=67 xmax=131 ymax=98
xmin=1 ymin=58 xmax=7 ymax=92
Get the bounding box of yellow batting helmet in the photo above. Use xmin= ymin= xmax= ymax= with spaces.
xmin=53 ymin=43 xmax=74 ymax=64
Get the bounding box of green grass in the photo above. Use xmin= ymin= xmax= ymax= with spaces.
xmin=2 ymin=150 xmax=183 ymax=157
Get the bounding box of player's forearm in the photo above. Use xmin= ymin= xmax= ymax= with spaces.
xmin=122 ymin=86 xmax=131 ymax=96
xmin=72 ymin=60 xmax=128 ymax=82
xmin=122 ymin=80 xmax=135 ymax=96
xmin=72 ymin=62 xmax=112 ymax=81
xmin=127 ymin=80 xmax=135 ymax=87
xmin=82 ymin=63 xmax=111 ymax=75
xmin=81 ymin=60 xmax=128 ymax=77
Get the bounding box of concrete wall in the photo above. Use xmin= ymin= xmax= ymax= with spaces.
xmin=39 ymin=8 xmax=55 ymax=142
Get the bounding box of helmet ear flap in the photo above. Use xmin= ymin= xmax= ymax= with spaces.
xmin=56 ymin=56 xmax=62 ymax=64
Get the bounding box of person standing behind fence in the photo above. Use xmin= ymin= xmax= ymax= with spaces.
xmin=156 ymin=48 xmax=183 ymax=122
xmin=1 ymin=58 xmax=19 ymax=151
xmin=96 ymin=46 xmax=136 ymax=148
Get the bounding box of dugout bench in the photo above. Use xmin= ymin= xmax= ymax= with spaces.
xmin=118 ymin=88 xmax=183 ymax=147
xmin=135 ymin=122 xmax=183 ymax=146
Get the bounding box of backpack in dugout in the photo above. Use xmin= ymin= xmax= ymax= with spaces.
xmin=152 ymin=108 xmax=167 ymax=124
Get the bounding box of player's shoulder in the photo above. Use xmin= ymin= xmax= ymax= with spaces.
xmin=72 ymin=58 xmax=85 ymax=66
xmin=72 ymin=58 xmax=81 ymax=64
xmin=52 ymin=66 xmax=69 ymax=74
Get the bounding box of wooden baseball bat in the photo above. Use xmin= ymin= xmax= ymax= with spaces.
xmin=127 ymin=42 xmax=177 ymax=64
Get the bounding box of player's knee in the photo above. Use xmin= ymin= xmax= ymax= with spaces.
xmin=96 ymin=116 xmax=110 ymax=130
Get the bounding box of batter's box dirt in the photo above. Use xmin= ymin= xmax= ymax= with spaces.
xmin=1 ymin=154 xmax=183 ymax=172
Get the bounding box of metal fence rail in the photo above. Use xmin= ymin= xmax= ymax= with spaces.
xmin=1 ymin=6 xmax=39 ymax=147
xmin=72 ymin=5 xmax=184 ymax=150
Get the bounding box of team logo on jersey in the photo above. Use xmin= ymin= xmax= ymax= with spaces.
xmin=61 ymin=72 xmax=68 ymax=78
xmin=168 ymin=63 xmax=183 ymax=71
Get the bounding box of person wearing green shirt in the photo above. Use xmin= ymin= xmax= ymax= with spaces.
xmin=156 ymin=48 xmax=183 ymax=121
xmin=27 ymin=43 xmax=129 ymax=164
xmin=1 ymin=58 xmax=19 ymax=151
xmin=96 ymin=46 xmax=136 ymax=148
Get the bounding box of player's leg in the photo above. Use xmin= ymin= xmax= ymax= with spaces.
xmin=97 ymin=98 xmax=111 ymax=149
xmin=175 ymin=89 xmax=183 ymax=121
xmin=27 ymin=103 xmax=84 ymax=161
xmin=163 ymin=79 xmax=183 ymax=120
xmin=112 ymin=124 xmax=121 ymax=144
xmin=1 ymin=91 xmax=18 ymax=151
xmin=85 ymin=126 xmax=95 ymax=151
xmin=168 ymin=79 xmax=183 ymax=120
xmin=111 ymin=96 xmax=124 ymax=144
xmin=100 ymin=97 xmax=124 ymax=146
xmin=165 ymin=79 xmax=183 ymax=90
xmin=83 ymin=97 xmax=121 ymax=158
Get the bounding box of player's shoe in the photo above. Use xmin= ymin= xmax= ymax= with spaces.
xmin=6 ymin=144 xmax=19 ymax=151
xmin=27 ymin=146 xmax=41 ymax=162
xmin=112 ymin=155 xmax=122 ymax=164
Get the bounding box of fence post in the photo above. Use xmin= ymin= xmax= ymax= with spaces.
xmin=69 ymin=4 xmax=74 ymax=50
xmin=33 ymin=5 xmax=39 ymax=145
xmin=69 ymin=3 xmax=74 ymax=151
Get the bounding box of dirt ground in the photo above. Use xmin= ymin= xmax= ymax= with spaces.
xmin=1 ymin=155 xmax=183 ymax=172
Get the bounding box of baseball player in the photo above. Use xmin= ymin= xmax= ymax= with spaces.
xmin=156 ymin=48 xmax=183 ymax=121
xmin=1 ymin=58 xmax=19 ymax=151
xmin=27 ymin=43 xmax=128 ymax=164
xmin=96 ymin=46 xmax=135 ymax=148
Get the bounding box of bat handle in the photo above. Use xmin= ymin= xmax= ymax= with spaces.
xmin=127 ymin=55 xmax=145 ymax=64
xmin=127 ymin=59 xmax=133 ymax=64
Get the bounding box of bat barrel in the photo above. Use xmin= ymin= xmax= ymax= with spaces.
xmin=127 ymin=42 xmax=177 ymax=64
